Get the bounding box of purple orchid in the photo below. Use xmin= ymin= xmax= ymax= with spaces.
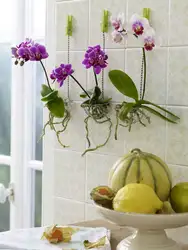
xmin=82 ymin=45 xmax=108 ymax=74
xmin=11 ymin=38 xmax=34 ymax=62
xmin=29 ymin=43 xmax=49 ymax=61
xmin=50 ymin=64 xmax=74 ymax=87
xmin=11 ymin=38 xmax=48 ymax=64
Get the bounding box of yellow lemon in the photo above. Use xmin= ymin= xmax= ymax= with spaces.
xmin=113 ymin=183 xmax=163 ymax=214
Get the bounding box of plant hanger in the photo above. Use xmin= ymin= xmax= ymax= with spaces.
xmin=108 ymin=9 xmax=180 ymax=139
xmin=79 ymin=9 xmax=112 ymax=156
xmin=11 ymin=38 xmax=70 ymax=147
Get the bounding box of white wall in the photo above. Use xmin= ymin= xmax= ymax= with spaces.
xmin=43 ymin=0 xmax=188 ymax=225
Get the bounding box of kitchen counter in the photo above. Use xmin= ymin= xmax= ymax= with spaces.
xmin=74 ymin=220 xmax=188 ymax=250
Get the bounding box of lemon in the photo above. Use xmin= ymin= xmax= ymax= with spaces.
xmin=113 ymin=183 xmax=163 ymax=214
xmin=170 ymin=182 xmax=188 ymax=213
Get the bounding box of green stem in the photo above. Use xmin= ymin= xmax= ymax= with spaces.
xmin=70 ymin=75 xmax=90 ymax=98
xmin=93 ymin=69 xmax=99 ymax=87
xmin=40 ymin=60 xmax=52 ymax=91
xmin=141 ymin=48 xmax=147 ymax=100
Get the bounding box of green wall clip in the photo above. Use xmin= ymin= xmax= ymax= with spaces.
xmin=101 ymin=10 xmax=109 ymax=33
xmin=143 ymin=8 xmax=151 ymax=21
xmin=66 ymin=15 xmax=73 ymax=36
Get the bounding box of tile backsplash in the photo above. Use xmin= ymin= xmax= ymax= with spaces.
xmin=46 ymin=0 xmax=188 ymax=224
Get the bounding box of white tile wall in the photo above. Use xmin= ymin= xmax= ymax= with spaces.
xmin=126 ymin=48 xmax=168 ymax=105
xmin=85 ymin=204 xmax=103 ymax=221
xmin=54 ymin=150 xmax=86 ymax=201
xmin=168 ymin=48 xmax=188 ymax=105
xmin=166 ymin=107 xmax=188 ymax=166
xmin=47 ymin=0 xmax=188 ymax=224
xmin=169 ymin=1 xmax=188 ymax=46
xmin=54 ymin=198 xmax=85 ymax=224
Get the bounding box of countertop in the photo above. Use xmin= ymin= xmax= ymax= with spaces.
xmin=74 ymin=220 xmax=188 ymax=250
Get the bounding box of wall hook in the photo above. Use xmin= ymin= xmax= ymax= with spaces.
xmin=101 ymin=10 xmax=109 ymax=33
xmin=66 ymin=15 xmax=73 ymax=36
xmin=143 ymin=8 xmax=151 ymax=21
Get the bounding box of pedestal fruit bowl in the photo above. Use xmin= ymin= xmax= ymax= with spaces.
xmin=91 ymin=149 xmax=188 ymax=250
xmin=95 ymin=203 xmax=188 ymax=250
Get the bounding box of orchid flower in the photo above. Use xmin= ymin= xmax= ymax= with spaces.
xmin=110 ymin=13 xmax=128 ymax=43
xmin=130 ymin=13 xmax=150 ymax=36
xmin=110 ymin=12 xmax=156 ymax=51
xmin=143 ymin=27 xmax=155 ymax=51
xmin=111 ymin=13 xmax=125 ymax=31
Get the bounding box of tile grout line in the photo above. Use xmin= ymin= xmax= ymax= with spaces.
xmin=84 ymin=0 xmax=90 ymax=221
xmin=56 ymin=45 xmax=188 ymax=53
xmin=165 ymin=0 xmax=171 ymax=163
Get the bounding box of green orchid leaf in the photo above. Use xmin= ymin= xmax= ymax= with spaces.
xmin=141 ymin=105 xmax=178 ymax=123
xmin=80 ymin=89 xmax=93 ymax=98
xmin=108 ymin=70 xmax=139 ymax=100
xmin=119 ymin=102 xmax=134 ymax=122
xmin=41 ymin=90 xmax=58 ymax=102
xmin=90 ymin=86 xmax=102 ymax=102
xmin=139 ymin=100 xmax=180 ymax=121
xmin=99 ymin=97 xmax=112 ymax=104
xmin=81 ymin=99 xmax=90 ymax=105
xmin=47 ymin=97 xmax=65 ymax=118
xmin=41 ymin=84 xmax=52 ymax=97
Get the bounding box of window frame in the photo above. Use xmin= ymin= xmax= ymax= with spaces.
xmin=0 ymin=0 xmax=44 ymax=229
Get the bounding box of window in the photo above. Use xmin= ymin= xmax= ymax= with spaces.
xmin=0 ymin=0 xmax=45 ymax=230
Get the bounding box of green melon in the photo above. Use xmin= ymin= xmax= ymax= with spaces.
xmin=108 ymin=148 xmax=172 ymax=201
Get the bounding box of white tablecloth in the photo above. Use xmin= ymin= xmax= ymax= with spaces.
xmin=0 ymin=226 xmax=111 ymax=250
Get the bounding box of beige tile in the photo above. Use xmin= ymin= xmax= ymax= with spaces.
xmin=54 ymin=102 xmax=86 ymax=152
xmin=54 ymin=198 xmax=85 ymax=224
xmin=166 ymin=107 xmax=188 ymax=165
xmin=56 ymin=0 xmax=89 ymax=51
xmin=127 ymin=0 xmax=169 ymax=47
xmin=168 ymin=48 xmax=188 ymax=105
xmin=126 ymin=48 xmax=167 ymax=105
xmin=89 ymin=0 xmax=127 ymax=49
xmin=86 ymin=153 xmax=119 ymax=202
xmin=169 ymin=164 xmax=188 ymax=187
xmin=85 ymin=204 xmax=103 ymax=220
xmin=169 ymin=0 xmax=188 ymax=45
xmin=56 ymin=51 xmax=87 ymax=101
xmin=124 ymin=112 xmax=166 ymax=160
xmin=54 ymin=150 xmax=86 ymax=201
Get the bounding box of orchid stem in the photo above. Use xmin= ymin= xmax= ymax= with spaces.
xmin=141 ymin=47 xmax=146 ymax=100
xmin=70 ymin=74 xmax=90 ymax=98
xmin=40 ymin=60 xmax=52 ymax=91
xmin=93 ymin=69 xmax=99 ymax=87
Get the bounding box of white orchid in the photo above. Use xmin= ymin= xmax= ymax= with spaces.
xmin=111 ymin=13 xmax=125 ymax=31
xmin=143 ymin=27 xmax=155 ymax=51
xmin=111 ymin=30 xmax=123 ymax=43
xmin=110 ymin=12 xmax=156 ymax=50
xmin=130 ymin=13 xmax=150 ymax=36
xmin=110 ymin=13 xmax=128 ymax=43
